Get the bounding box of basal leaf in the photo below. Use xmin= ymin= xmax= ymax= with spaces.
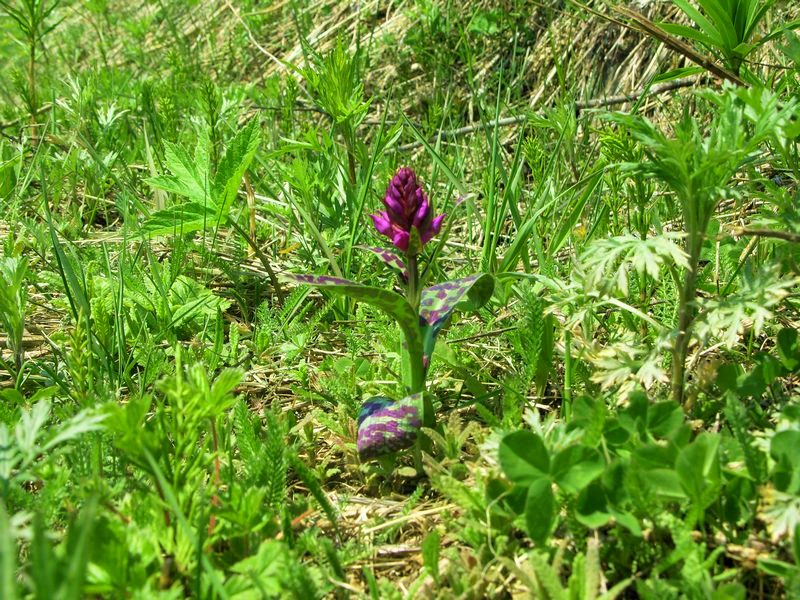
xmin=357 ymin=394 xmax=423 ymax=459
xmin=419 ymin=273 xmax=494 ymax=327
xmin=141 ymin=201 xmax=216 ymax=237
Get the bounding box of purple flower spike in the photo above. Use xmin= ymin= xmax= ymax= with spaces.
xmin=370 ymin=168 xmax=445 ymax=253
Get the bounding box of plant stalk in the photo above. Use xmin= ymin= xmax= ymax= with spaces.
xmin=671 ymin=234 xmax=703 ymax=405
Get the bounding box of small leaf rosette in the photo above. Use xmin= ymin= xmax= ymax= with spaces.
xmin=357 ymin=394 xmax=423 ymax=459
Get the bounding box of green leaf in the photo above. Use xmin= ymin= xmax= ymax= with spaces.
xmin=141 ymin=202 xmax=216 ymax=237
xmin=757 ymin=557 xmax=797 ymax=578
xmin=284 ymin=274 xmax=425 ymax=390
xmin=652 ymin=66 xmax=706 ymax=83
xmin=213 ymin=119 xmax=261 ymax=217
xmin=771 ymin=431 xmax=800 ymax=494
xmin=645 ymin=468 xmax=687 ymax=499
xmin=576 ymin=481 xmax=612 ymax=528
xmin=147 ymin=140 xmax=210 ymax=202
xmin=499 ymin=430 xmax=550 ymax=485
xmin=61 ymin=497 xmax=101 ymax=599
xmin=524 ymin=478 xmax=555 ymax=545
xmin=421 ymin=531 xmax=441 ymax=582
xmin=777 ymin=327 xmax=800 ymax=371
xmin=647 ymin=401 xmax=685 ymax=440
xmin=551 ymin=445 xmax=604 ymax=494
xmin=794 ymin=523 xmax=800 ymax=565
xmin=0 ymin=502 xmax=17 ymax=600
xmin=676 ymin=433 xmax=721 ymax=507
xmin=30 ymin=513 xmax=56 ymax=599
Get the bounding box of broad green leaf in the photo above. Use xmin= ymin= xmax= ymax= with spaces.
xmin=676 ymin=433 xmax=721 ymax=504
xmin=777 ymin=328 xmax=800 ymax=371
xmin=611 ymin=510 xmax=643 ymax=537
xmin=499 ymin=430 xmax=550 ymax=485
xmin=644 ymin=468 xmax=687 ymax=499
xmin=771 ymin=430 xmax=800 ymax=494
xmin=141 ymin=201 xmax=215 ymax=237
xmin=551 ymin=445 xmax=605 ymax=494
xmin=524 ymin=478 xmax=555 ymax=545
xmin=576 ymin=481 xmax=612 ymax=528
xmin=647 ymin=401 xmax=685 ymax=440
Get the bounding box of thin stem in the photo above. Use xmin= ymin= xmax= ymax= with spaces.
xmin=563 ymin=329 xmax=572 ymax=419
xmin=228 ymin=219 xmax=285 ymax=303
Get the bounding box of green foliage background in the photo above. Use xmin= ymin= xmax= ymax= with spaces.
xmin=1 ymin=0 xmax=800 ymax=597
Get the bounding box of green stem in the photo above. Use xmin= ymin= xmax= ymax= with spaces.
xmin=671 ymin=233 xmax=703 ymax=406
xmin=563 ymin=329 xmax=572 ymax=419
xmin=404 ymin=250 xmax=432 ymax=429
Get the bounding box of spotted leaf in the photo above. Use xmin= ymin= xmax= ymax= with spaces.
xmin=357 ymin=394 xmax=423 ymax=459
xmin=284 ymin=274 xmax=425 ymax=385
xmin=357 ymin=246 xmax=409 ymax=281
xmin=419 ymin=273 xmax=494 ymax=327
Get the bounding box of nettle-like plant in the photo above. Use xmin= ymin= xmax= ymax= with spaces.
xmin=286 ymin=168 xmax=494 ymax=460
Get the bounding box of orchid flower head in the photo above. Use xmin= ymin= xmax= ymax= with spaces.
xmin=370 ymin=167 xmax=445 ymax=253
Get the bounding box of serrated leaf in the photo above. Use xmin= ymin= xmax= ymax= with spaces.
xmin=214 ymin=119 xmax=260 ymax=216
xmin=147 ymin=140 xmax=211 ymax=203
xmin=141 ymin=201 xmax=215 ymax=237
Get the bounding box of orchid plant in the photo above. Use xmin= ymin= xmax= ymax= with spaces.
xmin=286 ymin=168 xmax=494 ymax=461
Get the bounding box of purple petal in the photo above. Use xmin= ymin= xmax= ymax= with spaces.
xmin=412 ymin=196 xmax=430 ymax=228
xmin=391 ymin=230 xmax=410 ymax=251
xmin=420 ymin=213 xmax=446 ymax=245
xmin=370 ymin=212 xmax=392 ymax=236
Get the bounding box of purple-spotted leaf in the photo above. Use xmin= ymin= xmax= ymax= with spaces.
xmin=419 ymin=273 xmax=494 ymax=327
xmin=357 ymin=393 xmax=423 ymax=459
xmin=284 ymin=274 xmax=424 ymax=375
xmin=357 ymin=246 xmax=408 ymax=281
